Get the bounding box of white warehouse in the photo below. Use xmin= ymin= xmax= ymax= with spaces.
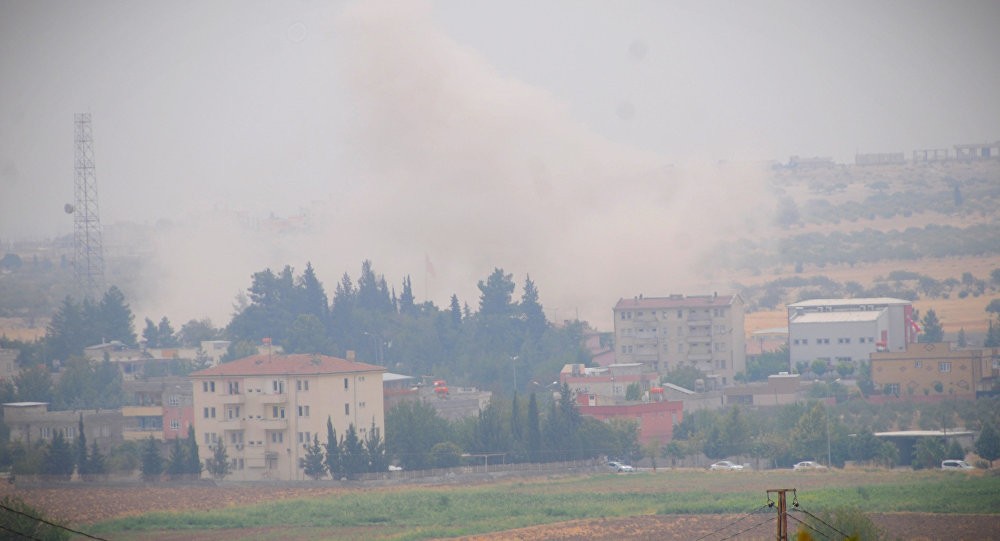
xmin=786 ymin=298 xmax=918 ymax=368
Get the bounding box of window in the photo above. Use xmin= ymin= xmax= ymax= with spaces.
xmin=939 ymin=362 xmax=951 ymax=373
xmin=227 ymin=406 xmax=240 ymax=419
xmin=203 ymin=407 xmax=216 ymax=419
xmin=884 ymin=383 xmax=900 ymax=395
xmin=344 ymin=378 xmax=349 ymax=390
xmin=228 ymin=381 xmax=240 ymax=394
xmin=66 ymin=426 xmax=75 ymax=439
xmin=170 ymin=419 xmax=180 ymax=430
xmin=272 ymin=380 xmax=285 ymax=394
xmin=297 ymin=405 xmax=310 ymax=417
xmin=204 ymin=432 xmax=218 ymax=445
xmin=345 ymin=403 xmax=350 ymax=415
xmin=272 ymin=406 xmax=285 ymax=419
xmin=915 ymin=360 xmax=923 ymax=368
xmin=230 ymin=431 xmax=243 ymax=444
xmin=168 ymin=394 xmax=180 ymax=406
xmin=202 ymin=381 xmax=215 ymax=393
xmin=296 ymin=379 xmax=309 ymax=391
xmin=298 ymin=431 xmax=312 ymax=444
xmin=271 ymin=432 xmax=284 ymax=444
xmin=677 ymin=310 xmax=683 ymax=318
xmin=359 ymin=401 xmax=366 ymax=408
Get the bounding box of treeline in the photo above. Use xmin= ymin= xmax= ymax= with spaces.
xmin=665 ymin=397 xmax=1000 ymax=469
xmin=223 ymin=260 xmax=590 ymax=392
xmin=736 ymin=268 xmax=1000 ymax=311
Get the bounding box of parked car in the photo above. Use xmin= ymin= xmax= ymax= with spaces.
xmin=608 ymin=461 xmax=635 ymax=472
xmin=709 ymin=461 xmax=744 ymax=471
xmin=941 ymin=460 xmax=973 ymax=470
xmin=793 ymin=461 xmax=828 ymax=471
xmin=388 ymin=465 xmax=403 ymax=472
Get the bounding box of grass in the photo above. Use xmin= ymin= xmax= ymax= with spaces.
xmin=88 ymin=469 xmax=1000 ymax=540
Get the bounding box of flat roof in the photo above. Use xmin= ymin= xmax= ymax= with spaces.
xmin=2 ymin=402 xmax=48 ymax=407
xmin=382 ymin=373 xmax=414 ymax=382
xmin=788 ymin=298 xmax=910 ymax=308
xmin=792 ymin=311 xmax=882 ymax=324
xmin=874 ymin=430 xmax=974 ymax=438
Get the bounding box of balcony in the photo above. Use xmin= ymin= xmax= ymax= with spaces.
xmin=260 ymin=393 xmax=288 ymax=404
xmin=222 ymin=393 xmax=245 ymax=404
xmin=122 ymin=405 xmax=162 ymax=417
xmin=123 ymin=427 xmax=162 ymax=441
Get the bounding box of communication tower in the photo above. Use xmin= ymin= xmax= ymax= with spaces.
xmin=72 ymin=113 xmax=106 ymax=299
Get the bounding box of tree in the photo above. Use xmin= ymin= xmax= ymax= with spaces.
xmin=341 ymin=424 xmax=366 ymax=479
xmin=178 ymin=318 xmax=219 ymax=347
xmin=99 ymin=286 xmax=137 ymax=347
xmin=478 ymin=268 xmax=516 ymax=317
xmin=946 ymin=439 xmax=965 ymax=461
xmin=205 ymin=441 xmax=231 ymax=480
xmin=957 ymin=328 xmax=967 ymax=348
xmin=429 ymin=442 xmax=463 ymax=468
xmin=285 ymin=314 xmax=334 ymax=354
xmin=86 ymin=441 xmax=107 ymax=478
xmin=43 ymin=431 xmax=74 ymax=480
xmin=364 ymin=419 xmax=388 ymax=473
xmin=324 ymin=417 xmax=343 ymax=479
xmin=140 ymin=436 xmax=164 ymax=481
xmin=975 ymin=423 xmax=1000 ymax=467
xmin=520 ymin=275 xmax=547 ymax=339
xmin=662 ymin=365 xmax=704 ymax=391
xmin=74 ymin=413 xmax=87 ymax=476
xmin=142 ymin=318 xmax=160 ymax=348
xmin=14 ymin=363 xmax=53 ymax=403
xmin=157 ymin=317 xmax=179 ymax=347
xmin=912 ymin=437 xmax=945 ymax=470
xmin=527 ymin=392 xmax=541 ymax=462
xmin=399 ymin=275 xmax=416 ymax=316
xmin=918 ymin=309 xmax=944 ymax=343
xmin=166 ymin=436 xmax=188 ymax=479
xmin=301 ymin=435 xmax=327 ymax=480
xmin=385 ymin=400 xmax=450 ymax=471
xmin=0 ymin=496 xmax=71 ymax=541
xmin=185 ymin=425 xmax=202 ymax=477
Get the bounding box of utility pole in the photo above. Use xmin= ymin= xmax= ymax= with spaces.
xmin=71 ymin=113 xmax=106 ymax=300
xmin=767 ymin=488 xmax=795 ymax=541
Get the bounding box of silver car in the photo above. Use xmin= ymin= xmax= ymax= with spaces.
xmin=709 ymin=460 xmax=744 ymax=471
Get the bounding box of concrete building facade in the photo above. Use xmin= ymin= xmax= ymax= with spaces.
xmin=613 ymin=294 xmax=746 ymax=386
xmin=787 ymin=298 xmax=917 ymax=368
xmin=190 ymin=353 xmax=385 ymax=481
xmin=2 ymin=402 xmax=123 ymax=453
xmin=870 ymin=342 xmax=996 ymax=399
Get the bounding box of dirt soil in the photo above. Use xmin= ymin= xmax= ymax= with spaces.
xmin=3 ymin=482 xmax=997 ymax=541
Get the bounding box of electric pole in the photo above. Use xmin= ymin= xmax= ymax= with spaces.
xmin=767 ymin=488 xmax=795 ymax=541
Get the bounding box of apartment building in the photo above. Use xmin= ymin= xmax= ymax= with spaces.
xmin=121 ymin=377 xmax=194 ymax=441
xmin=190 ymin=353 xmax=385 ymax=481
xmin=787 ymin=298 xmax=917 ymax=368
xmin=613 ymin=293 xmax=746 ymax=386
xmin=870 ymin=342 xmax=998 ymax=400
xmin=3 ymin=402 xmax=123 ymax=453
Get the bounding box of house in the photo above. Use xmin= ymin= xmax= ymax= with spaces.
xmin=383 ymin=372 xmax=418 ymax=412
xmin=869 ymin=342 xmax=997 ymax=401
xmin=0 ymin=347 xmax=20 ymax=382
xmin=613 ymin=293 xmax=746 ymax=386
xmin=189 ymin=352 xmax=385 ymax=481
xmin=787 ymin=298 xmax=917 ymax=369
xmin=723 ymin=373 xmax=803 ymax=406
xmin=573 ymin=392 xmax=684 ymax=446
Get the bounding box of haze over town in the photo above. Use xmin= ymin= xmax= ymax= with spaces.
xmin=2 ymin=0 xmax=998 ymax=329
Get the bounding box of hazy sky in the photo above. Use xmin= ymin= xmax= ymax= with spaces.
xmin=1 ymin=0 xmax=998 ymax=329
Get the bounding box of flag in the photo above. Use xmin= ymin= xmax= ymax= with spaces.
xmin=425 ymin=254 xmax=436 ymax=279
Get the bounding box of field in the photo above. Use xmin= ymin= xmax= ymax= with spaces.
xmin=5 ymin=468 xmax=999 ymax=540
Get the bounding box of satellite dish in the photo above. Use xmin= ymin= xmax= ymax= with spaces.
xmin=64 ymin=203 xmax=75 ymax=214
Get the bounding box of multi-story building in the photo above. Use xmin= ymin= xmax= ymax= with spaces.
xmin=613 ymin=294 xmax=746 ymax=386
xmin=870 ymin=342 xmax=998 ymax=400
xmin=787 ymin=297 xmax=917 ymax=369
xmin=2 ymin=402 xmax=123 ymax=453
xmin=190 ymin=353 xmax=385 ymax=481
xmin=121 ymin=377 xmax=194 ymax=441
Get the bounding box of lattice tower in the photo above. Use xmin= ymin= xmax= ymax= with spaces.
xmin=73 ymin=113 xmax=106 ymax=300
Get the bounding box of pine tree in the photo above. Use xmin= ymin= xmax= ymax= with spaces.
xmin=449 ymin=294 xmax=462 ymax=327
xmin=520 ymin=275 xmax=547 ymax=338
xmin=43 ymin=430 xmax=74 ymax=480
xmin=185 ymin=425 xmax=202 ymax=476
xmin=975 ymin=423 xmax=1000 ymax=467
xmin=74 ymin=413 xmax=88 ymax=476
xmin=167 ymin=437 xmax=187 ymax=478
xmin=527 ymin=392 xmax=541 ymax=462
xmin=86 ymin=441 xmax=107 ymax=478
xmin=918 ymin=309 xmax=944 ymax=343
xmin=341 ymin=424 xmax=366 ymax=479
xmin=364 ymin=418 xmax=388 ymax=473
xmin=510 ymin=392 xmax=523 ymax=443
xmin=140 ymin=435 xmax=164 ymax=481
xmin=399 ymin=275 xmax=416 ymax=316
xmin=205 ymin=441 xmax=231 ymax=480
xmin=324 ymin=417 xmax=343 ymax=480
xmin=99 ymin=286 xmax=138 ymax=347
xmin=158 ymin=317 xmax=179 ymax=347
xmin=142 ymin=318 xmax=159 ymax=348
xmin=301 ymin=435 xmax=327 ymax=480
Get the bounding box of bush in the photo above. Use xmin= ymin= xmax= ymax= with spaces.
xmin=0 ymin=495 xmax=70 ymax=540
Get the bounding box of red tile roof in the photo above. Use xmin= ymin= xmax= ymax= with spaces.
xmin=190 ymin=354 xmax=384 ymax=378
xmin=614 ymin=294 xmax=739 ymax=310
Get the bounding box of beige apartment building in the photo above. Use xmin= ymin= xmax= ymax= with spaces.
xmin=871 ymin=342 xmax=998 ymax=399
xmin=613 ymin=294 xmax=746 ymax=387
xmin=190 ymin=353 xmax=385 ymax=481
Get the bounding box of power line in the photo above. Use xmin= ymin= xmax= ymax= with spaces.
xmin=714 ymin=513 xmax=776 ymax=541
xmin=787 ymin=513 xmax=833 ymax=540
xmin=0 ymin=502 xmax=110 ymax=541
xmin=0 ymin=522 xmax=47 ymax=541
xmin=791 ymin=507 xmax=852 ymax=540
xmin=692 ymin=504 xmax=772 ymax=541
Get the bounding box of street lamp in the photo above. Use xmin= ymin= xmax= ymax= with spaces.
xmin=511 ymin=355 xmax=519 ymax=393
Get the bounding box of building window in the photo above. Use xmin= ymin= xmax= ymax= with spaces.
xmin=202 ymin=381 xmax=215 ymax=393
xmin=272 ymin=406 xmax=285 ymax=419
xmin=170 ymin=419 xmax=180 ymax=430
xmin=344 ymin=378 xmax=349 ymax=390
xmin=939 ymin=362 xmax=951 ymax=373
xmin=204 ymin=407 xmax=216 ymax=419
xmin=297 ymin=379 xmax=309 ymax=391
xmin=227 ymin=406 xmax=240 ymax=419
xmin=271 ymin=432 xmax=283 ymax=444
xmin=204 ymin=433 xmax=218 ymax=445
xmin=884 ymin=383 xmax=900 ymax=396
xmin=168 ymin=395 xmax=180 ymax=406
xmin=228 ymin=381 xmax=240 ymax=395
xmin=272 ymin=380 xmax=285 ymax=394
xmin=345 ymin=403 xmax=350 ymax=415
xmin=297 ymin=405 xmax=310 ymax=417
xmin=359 ymin=401 xmax=366 ymax=408
xmin=298 ymin=431 xmax=312 ymax=444
xmin=915 ymin=360 xmax=923 ymax=368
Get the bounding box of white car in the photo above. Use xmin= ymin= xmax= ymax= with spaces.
xmin=941 ymin=460 xmax=973 ymax=470
xmin=709 ymin=461 xmax=744 ymax=471
xmin=608 ymin=461 xmax=635 ymax=472
xmin=793 ymin=461 xmax=828 ymax=471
